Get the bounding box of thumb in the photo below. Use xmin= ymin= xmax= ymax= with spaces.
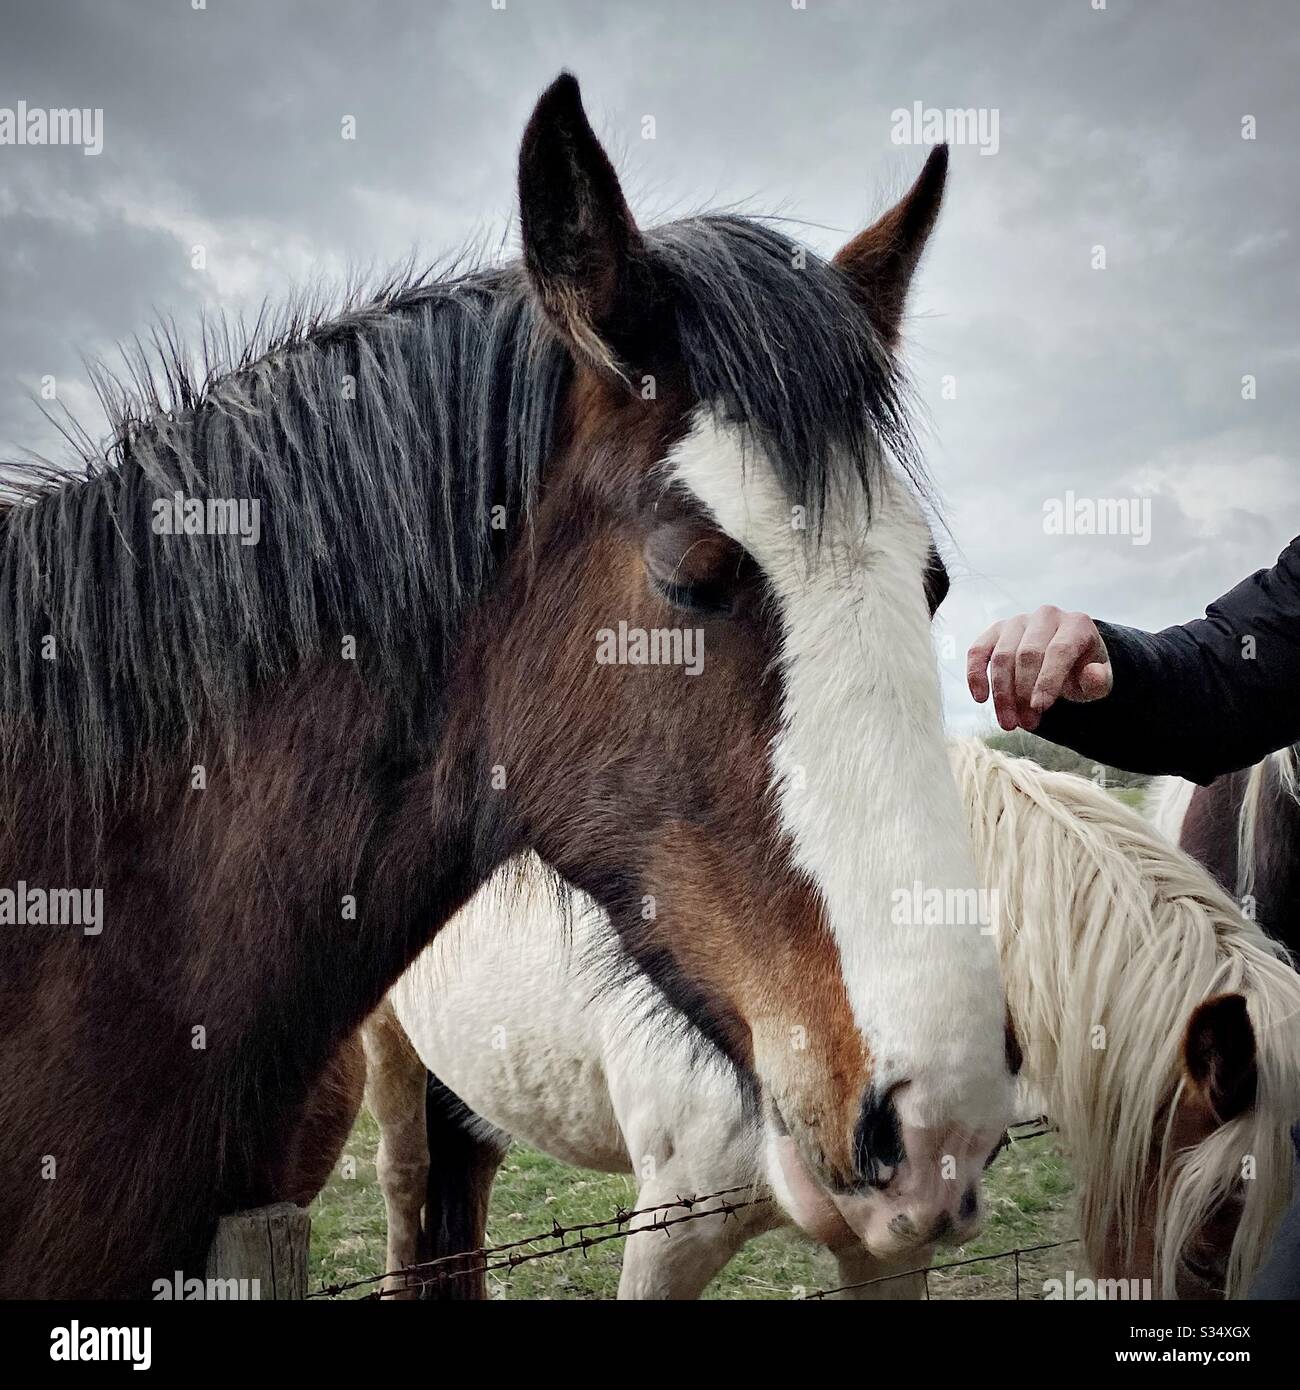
xmin=1077 ymin=660 xmax=1112 ymax=701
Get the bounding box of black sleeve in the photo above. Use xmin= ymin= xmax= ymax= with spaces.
xmin=1035 ymin=537 xmax=1300 ymax=784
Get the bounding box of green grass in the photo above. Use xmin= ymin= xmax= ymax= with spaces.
xmin=1110 ymin=786 xmax=1147 ymax=809
xmin=309 ymin=1114 xmax=1078 ymax=1300
xmin=308 ymin=1110 xmax=389 ymax=1297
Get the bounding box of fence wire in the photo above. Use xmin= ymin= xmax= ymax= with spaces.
xmin=803 ymin=1237 xmax=1080 ymax=1300
xmin=311 ymin=1117 xmax=1067 ymax=1300
xmin=310 ymin=1185 xmax=771 ymax=1299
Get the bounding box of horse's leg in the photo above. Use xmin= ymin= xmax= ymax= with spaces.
xmin=361 ymin=1000 xmax=430 ymax=1299
xmin=617 ymin=1165 xmax=775 ymax=1300
xmin=417 ymin=1071 xmax=509 ymax=1301
xmin=826 ymin=1241 xmax=932 ymax=1300
xmin=275 ymin=1030 xmax=367 ymax=1205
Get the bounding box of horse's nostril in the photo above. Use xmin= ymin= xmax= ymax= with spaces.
xmin=959 ymin=1186 xmax=978 ymax=1222
xmin=854 ymin=1084 xmax=905 ymax=1186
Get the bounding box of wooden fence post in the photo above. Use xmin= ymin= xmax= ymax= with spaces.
xmin=205 ymin=1202 xmax=311 ymax=1300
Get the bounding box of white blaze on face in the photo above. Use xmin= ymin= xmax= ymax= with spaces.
xmin=667 ymin=413 xmax=1012 ymax=1137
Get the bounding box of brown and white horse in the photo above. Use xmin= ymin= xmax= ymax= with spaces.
xmin=0 ymin=74 xmax=1014 ymax=1297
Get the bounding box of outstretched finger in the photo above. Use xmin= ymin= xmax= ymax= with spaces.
xmin=966 ymin=622 xmax=1004 ymax=703
xmin=1012 ymin=609 xmax=1063 ymax=730
xmin=988 ymin=616 xmax=1028 ymax=730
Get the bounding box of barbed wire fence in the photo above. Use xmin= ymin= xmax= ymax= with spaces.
xmin=311 ymin=1117 xmax=1073 ymax=1301
xmin=802 ymin=1237 xmax=1080 ymax=1300
xmin=309 ymin=1184 xmax=771 ymax=1299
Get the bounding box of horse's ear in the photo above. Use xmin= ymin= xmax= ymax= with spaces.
xmin=833 ymin=144 xmax=948 ymax=347
xmin=518 ymin=72 xmax=644 ymax=377
xmin=1182 ymin=993 xmax=1258 ymax=1124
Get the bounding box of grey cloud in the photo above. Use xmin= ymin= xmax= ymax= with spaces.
xmin=1 ymin=0 xmax=1295 ymax=734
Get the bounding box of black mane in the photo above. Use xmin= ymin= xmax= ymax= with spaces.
xmin=0 ymin=216 xmax=919 ymax=805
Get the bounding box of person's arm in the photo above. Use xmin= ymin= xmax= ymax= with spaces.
xmin=967 ymin=537 xmax=1300 ymax=785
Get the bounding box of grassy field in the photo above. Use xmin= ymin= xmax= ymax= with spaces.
xmin=1111 ymin=786 xmax=1147 ymax=810
xmin=309 ymin=1111 xmax=1079 ymax=1301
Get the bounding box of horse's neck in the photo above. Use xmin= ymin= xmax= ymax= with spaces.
xmin=1179 ymin=772 xmax=1247 ymax=896
xmin=8 ymin=665 xmax=487 ymax=1199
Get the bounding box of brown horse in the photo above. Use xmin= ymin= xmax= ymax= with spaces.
xmin=1154 ymin=747 xmax=1300 ymax=958
xmin=0 ymin=74 xmax=1015 ymax=1298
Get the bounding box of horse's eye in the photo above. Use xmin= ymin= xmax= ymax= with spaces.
xmin=644 ymin=520 xmax=749 ymax=616
xmin=1181 ymin=1249 xmax=1223 ymax=1288
xmin=650 ymin=574 xmax=734 ymax=615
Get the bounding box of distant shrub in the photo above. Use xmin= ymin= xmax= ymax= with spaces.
xmin=982 ymin=728 xmax=1151 ymax=790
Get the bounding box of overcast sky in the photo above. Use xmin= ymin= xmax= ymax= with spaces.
xmin=1 ymin=0 xmax=1297 ymax=731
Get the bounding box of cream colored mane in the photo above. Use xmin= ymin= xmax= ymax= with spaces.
xmin=949 ymin=739 xmax=1300 ymax=1298
xmin=1238 ymin=744 xmax=1300 ymax=900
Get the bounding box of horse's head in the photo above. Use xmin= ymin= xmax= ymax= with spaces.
xmin=456 ymin=74 xmax=1014 ymax=1254
xmin=1098 ymin=991 xmax=1261 ymax=1298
